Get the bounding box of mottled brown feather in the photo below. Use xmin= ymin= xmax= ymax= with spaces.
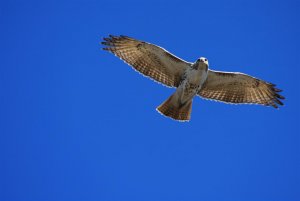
xmin=102 ymin=35 xmax=191 ymax=87
xmin=156 ymin=94 xmax=192 ymax=121
xmin=198 ymin=70 xmax=285 ymax=108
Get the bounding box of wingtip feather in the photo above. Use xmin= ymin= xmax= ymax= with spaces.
xmin=275 ymin=94 xmax=285 ymax=100
xmin=273 ymin=88 xmax=282 ymax=92
xmin=101 ymin=41 xmax=112 ymax=46
xmin=274 ymin=98 xmax=284 ymax=105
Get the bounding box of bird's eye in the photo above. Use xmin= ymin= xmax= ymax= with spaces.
xmin=205 ymin=59 xmax=207 ymax=61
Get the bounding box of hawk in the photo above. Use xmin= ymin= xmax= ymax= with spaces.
xmin=102 ymin=35 xmax=284 ymax=122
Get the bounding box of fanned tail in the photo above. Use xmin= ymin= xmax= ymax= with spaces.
xmin=156 ymin=94 xmax=193 ymax=122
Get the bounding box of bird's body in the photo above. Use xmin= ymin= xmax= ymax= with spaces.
xmin=156 ymin=58 xmax=209 ymax=120
xmin=102 ymin=35 xmax=284 ymax=122
xmin=180 ymin=58 xmax=209 ymax=102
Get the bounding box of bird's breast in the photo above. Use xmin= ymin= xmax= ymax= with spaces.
xmin=177 ymin=68 xmax=208 ymax=103
xmin=185 ymin=67 xmax=208 ymax=87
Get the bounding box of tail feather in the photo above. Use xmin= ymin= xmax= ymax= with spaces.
xmin=156 ymin=94 xmax=193 ymax=122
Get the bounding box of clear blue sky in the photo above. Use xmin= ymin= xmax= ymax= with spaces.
xmin=1 ymin=0 xmax=299 ymax=200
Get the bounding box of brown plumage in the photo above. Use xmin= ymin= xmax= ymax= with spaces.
xmin=102 ymin=35 xmax=190 ymax=87
xmin=102 ymin=35 xmax=285 ymax=122
xmin=157 ymin=94 xmax=193 ymax=121
xmin=198 ymin=71 xmax=284 ymax=108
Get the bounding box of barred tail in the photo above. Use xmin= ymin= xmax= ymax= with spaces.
xmin=156 ymin=94 xmax=193 ymax=122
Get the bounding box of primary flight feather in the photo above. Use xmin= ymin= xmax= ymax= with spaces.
xmin=102 ymin=35 xmax=284 ymax=122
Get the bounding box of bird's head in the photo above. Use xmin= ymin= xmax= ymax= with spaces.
xmin=196 ymin=57 xmax=209 ymax=66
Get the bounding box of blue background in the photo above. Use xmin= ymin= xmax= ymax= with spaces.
xmin=1 ymin=0 xmax=299 ymax=200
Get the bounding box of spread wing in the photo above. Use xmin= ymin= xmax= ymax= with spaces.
xmin=198 ymin=70 xmax=285 ymax=108
xmin=102 ymin=35 xmax=191 ymax=87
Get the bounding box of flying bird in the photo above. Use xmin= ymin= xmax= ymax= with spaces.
xmin=102 ymin=35 xmax=284 ymax=122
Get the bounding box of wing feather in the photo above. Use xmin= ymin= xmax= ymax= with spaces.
xmin=198 ymin=70 xmax=285 ymax=108
xmin=102 ymin=35 xmax=191 ymax=87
